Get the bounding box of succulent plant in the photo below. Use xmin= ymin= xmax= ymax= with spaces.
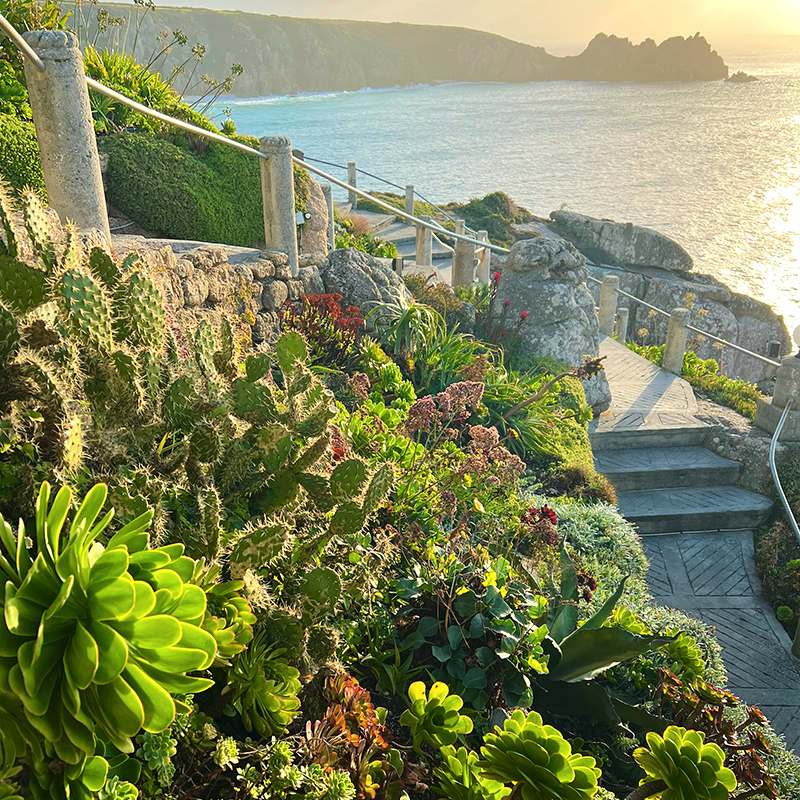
xmin=227 ymin=635 xmax=301 ymax=739
xmin=434 ymin=745 xmax=510 ymax=800
xmin=201 ymin=571 xmax=256 ymax=665
xmin=400 ymin=681 xmax=473 ymax=754
xmin=479 ymin=709 xmax=601 ymax=800
xmin=631 ymin=726 xmax=737 ymax=800
xmin=0 ymin=481 xmax=217 ymax=763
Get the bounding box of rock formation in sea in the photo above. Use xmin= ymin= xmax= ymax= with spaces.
xmin=66 ymin=3 xmax=729 ymax=96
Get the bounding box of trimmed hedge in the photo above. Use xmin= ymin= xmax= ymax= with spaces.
xmin=99 ymin=131 xmax=311 ymax=248
xmin=0 ymin=113 xmax=45 ymax=196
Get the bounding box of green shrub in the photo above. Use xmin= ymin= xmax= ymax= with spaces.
xmin=354 ymin=190 xmax=439 ymax=220
xmin=0 ymin=113 xmax=45 ymax=196
xmin=99 ymin=132 xmax=310 ymax=247
xmin=447 ymin=191 xmax=534 ymax=247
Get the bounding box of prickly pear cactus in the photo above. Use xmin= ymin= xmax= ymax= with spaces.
xmin=89 ymin=247 xmax=122 ymax=290
xmin=20 ymin=189 xmax=56 ymax=271
xmin=162 ymin=377 xmax=200 ymax=432
xmin=123 ymin=271 xmax=167 ymax=351
xmin=298 ymin=566 xmax=342 ymax=623
xmin=330 ymin=459 xmax=368 ymax=501
xmin=0 ymin=259 xmax=48 ymax=314
xmin=194 ymin=320 xmax=218 ymax=378
xmin=229 ymin=522 xmax=293 ymax=577
xmin=60 ymin=268 xmax=115 ymax=352
xmin=0 ymin=304 xmax=19 ymax=363
xmin=190 ymin=423 xmax=222 ymax=463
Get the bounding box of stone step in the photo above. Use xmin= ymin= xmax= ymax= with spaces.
xmin=589 ymin=417 xmax=709 ymax=451
xmin=616 ymin=486 xmax=773 ymax=534
xmin=595 ymin=446 xmax=741 ymax=491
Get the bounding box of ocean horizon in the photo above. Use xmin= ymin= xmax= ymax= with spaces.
xmin=211 ymin=35 xmax=800 ymax=325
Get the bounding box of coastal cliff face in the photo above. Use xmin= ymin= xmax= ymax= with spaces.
xmin=69 ymin=4 xmax=728 ymax=96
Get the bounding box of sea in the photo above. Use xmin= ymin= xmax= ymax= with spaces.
xmin=210 ymin=36 xmax=800 ymax=326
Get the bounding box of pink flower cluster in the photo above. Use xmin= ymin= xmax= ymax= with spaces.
xmin=459 ymin=425 xmax=525 ymax=483
xmin=404 ymin=381 xmax=485 ymax=435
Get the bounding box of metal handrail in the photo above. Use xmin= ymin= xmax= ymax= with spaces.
xmin=0 ymin=18 xmax=45 ymax=72
xmin=770 ymin=397 xmax=800 ymax=548
xmin=586 ymin=272 xmax=781 ymax=368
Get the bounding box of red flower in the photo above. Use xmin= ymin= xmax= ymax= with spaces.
xmin=493 ymin=271 xmax=501 ymax=283
xmin=503 ymin=299 xmax=511 ymax=308
xmin=520 ymin=311 xmax=529 ymax=320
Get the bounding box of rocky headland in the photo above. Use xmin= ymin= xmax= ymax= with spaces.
xmin=67 ymin=3 xmax=729 ymax=95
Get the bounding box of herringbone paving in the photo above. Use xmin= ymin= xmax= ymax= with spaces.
xmin=643 ymin=531 xmax=800 ymax=752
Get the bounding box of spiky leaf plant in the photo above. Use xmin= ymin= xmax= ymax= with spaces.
xmin=0 ymin=482 xmax=217 ymax=763
xmin=479 ymin=709 xmax=601 ymax=800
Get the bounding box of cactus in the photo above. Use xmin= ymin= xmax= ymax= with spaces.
xmin=89 ymin=247 xmax=122 ymax=290
xmin=162 ymin=377 xmax=200 ymax=432
xmin=330 ymin=459 xmax=368 ymax=501
xmin=20 ymin=189 xmax=56 ymax=272
xmin=0 ymin=179 xmax=20 ymax=258
xmin=233 ymin=379 xmax=278 ymax=424
xmin=0 ymin=304 xmax=19 ymax=363
xmin=138 ymin=349 xmax=161 ymax=402
xmin=60 ymin=415 xmax=83 ymax=474
xmin=362 ymin=463 xmax=393 ymax=516
xmin=0 ymin=259 xmax=48 ymax=314
xmin=214 ymin=317 xmax=236 ymax=377
xmin=194 ymin=320 xmax=218 ymax=378
xmin=60 ymin=268 xmax=115 ymax=352
xmin=244 ymin=352 xmax=271 ymax=383
xmin=123 ymin=272 xmax=167 ymax=352
xmin=190 ymin=422 xmax=222 ymax=463
xmin=299 ymin=567 xmax=342 ymax=623
xmin=229 ymin=522 xmax=293 ymax=577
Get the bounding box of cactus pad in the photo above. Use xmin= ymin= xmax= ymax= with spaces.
xmin=363 ymin=464 xmax=394 ymax=516
xmin=190 ymin=423 xmax=222 ymax=463
xmin=124 ymin=271 xmax=167 ymax=351
xmin=0 ymin=303 xmax=20 ymax=363
xmin=275 ymin=330 xmax=308 ymax=378
xmin=244 ymin=352 xmax=271 ymax=383
xmin=0 ymin=180 xmax=20 ymax=257
xmin=215 ymin=317 xmax=236 ymax=377
xmin=229 ymin=524 xmax=291 ymax=577
xmin=299 ymin=566 xmax=342 ymax=622
xmin=194 ymin=320 xmax=218 ymax=377
xmin=234 ymin=379 xmax=278 ymax=424
xmin=162 ymin=377 xmax=200 ymax=432
xmin=0 ymin=257 xmax=48 ymax=314
xmin=60 ymin=415 xmax=84 ymax=473
xmin=330 ymin=459 xmax=368 ymax=501
xmin=89 ymin=247 xmax=122 ymax=290
xmin=296 ymin=472 xmax=334 ymax=512
xmin=138 ymin=349 xmax=161 ymax=402
xmin=329 ymin=500 xmax=366 ymax=537
xmin=20 ymin=189 xmax=56 ymax=272
xmin=60 ymin=268 xmax=114 ymax=352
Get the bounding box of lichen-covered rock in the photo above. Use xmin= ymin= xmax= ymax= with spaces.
xmin=262 ymin=280 xmax=289 ymax=311
xmin=320 ymin=247 xmax=410 ymax=308
xmin=299 ymin=265 xmax=325 ymax=295
xmin=494 ymin=238 xmax=611 ymax=412
xmin=300 ymin=177 xmax=330 ymax=256
xmin=551 ymin=210 xmax=694 ymax=272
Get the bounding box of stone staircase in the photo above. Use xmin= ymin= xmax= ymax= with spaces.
xmin=591 ymin=337 xmax=773 ymax=534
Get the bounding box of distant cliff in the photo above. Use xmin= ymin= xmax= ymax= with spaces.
xmin=70 ymin=5 xmax=729 ymax=96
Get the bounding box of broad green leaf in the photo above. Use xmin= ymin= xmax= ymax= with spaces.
xmin=580 ymin=576 xmax=629 ymax=631
xmin=65 ymin=621 xmax=100 ymax=690
xmin=124 ymin=662 xmax=175 ymax=732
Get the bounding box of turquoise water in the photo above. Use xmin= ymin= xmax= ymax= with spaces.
xmin=211 ymin=36 xmax=800 ymax=324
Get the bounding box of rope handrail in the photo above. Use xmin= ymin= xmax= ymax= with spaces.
xmin=78 ymin=77 xmax=510 ymax=254
xmin=585 ymin=272 xmax=781 ymax=367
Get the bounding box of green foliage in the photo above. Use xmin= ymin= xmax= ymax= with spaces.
xmin=434 ymin=745 xmax=510 ymax=800
xmin=399 ymin=681 xmax=473 ymax=754
xmin=626 ymin=342 xmax=761 ymax=419
xmin=479 ymin=709 xmax=601 ymax=799
xmin=353 ymin=191 xmax=439 ymax=220
xmin=0 ymin=481 xmax=216 ymax=798
xmin=227 ymin=636 xmax=301 ymax=738
xmin=335 ymin=223 xmax=399 ymax=258
xmin=0 ymin=114 xmax=45 ymax=196
xmin=633 ymin=726 xmax=737 ymax=800
xmin=447 ymin=191 xmax=534 ymax=247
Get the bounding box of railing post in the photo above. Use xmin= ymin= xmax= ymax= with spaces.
xmin=259 ymin=135 xmax=299 ymax=277
xmin=392 ymin=257 xmax=403 ymax=277
xmin=616 ymin=307 xmax=629 ymax=341
xmin=756 ymin=355 xmax=800 ymax=440
xmin=415 ymin=214 xmax=432 ymax=267
xmin=321 ymin=184 xmax=334 ymax=252
xmin=347 ymin=161 xmax=357 ymax=209
xmin=597 ymin=274 xmax=620 ymax=336
xmin=663 ymin=307 xmax=690 ymax=375
xmin=476 ymin=230 xmax=491 ymax=283
xmin=21 ymin=31 xmax=109 ymax=239
xmin=452 ymin=218 xmax=475 ymax=288
xmin=405 ymin=184 xmax=414 ymax=216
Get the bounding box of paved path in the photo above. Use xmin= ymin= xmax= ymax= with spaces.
xmin=591 ymin=336 xmax=800 ymax=751
xmin=643 ymin=532 xmax=800 ymax=751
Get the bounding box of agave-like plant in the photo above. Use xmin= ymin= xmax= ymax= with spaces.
xmin=479 ymin=709 xmax=601 ymax=800
xmin=628 ymin=726 xmax=737 ymax=800
xmin=0 ymin=481 xmax=217 ymax=767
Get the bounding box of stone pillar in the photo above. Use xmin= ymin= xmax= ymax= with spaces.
xmin=392 ymin=257 xmax=403 ymax=277
xmin=477 ymin=230 xmax=491 ymax=283
xmin=597 ymin=274 xmax=620 ymax=337
xmin=415 ymin=214 xmax=432 ymax=266
xmin=260 ymin=135 xmax=298 ymax=277
xmin=452 ymin=219 xmax=475 ymax=288
xmin=405 ymin=185 xmax=414 ymax=216
xmin=321 ymin=184 xmax=334 ymax=252
xmin=755 ymin=355 xmax=800 ymax=439
xmin=662 ymin=307 xmax=690 ymax=375
xmin=347 ymin=161 xmax=357 ymax=208
xmin=22 ymin=31 xmax=110 ymax=239
xmin=616 ymin=307 xmax=629 ymax=341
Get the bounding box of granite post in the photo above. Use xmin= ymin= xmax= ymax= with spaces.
xmin=452 ymin=219 xmax=475 ymax=288
xmin=321 ymin=183 xmax=334 ymax=252
xmin=347 ymin=161 xmax=357 ymax=208
xmin=755 ymin=354 xmax=800 ymax=440
xmin=616 ymin=307 xmax=630 ymax=341
xmin=260 ymin=135 xmax=298 ymax=276
xmin=405 ymin=184 xmax=414 ymax=216
xmin=477 ymin=230 xmax=491 ymax=283
xmin=415 ymin=214 xmax=432 ymax=267
xmin=597 ymin=274 xmax=620 ymax=336
xmin=663 ymin=308 xmax=690 ymax=375
xmin=22 ymin=31 xmax=110 ymax=239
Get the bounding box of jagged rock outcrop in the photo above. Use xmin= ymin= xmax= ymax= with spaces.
xmin=492 ymin=238 xmax=611 ymax=413
xmin=71 ymin=3 xmax=729 ymax=95
xmin=550 ymin=210 xmax=694 ymax=272
xmin=300 ymin=178 xmax=329 ymax=259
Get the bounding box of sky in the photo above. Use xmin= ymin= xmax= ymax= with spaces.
xmin=154 ymin=0 xmax=800 ymax=48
